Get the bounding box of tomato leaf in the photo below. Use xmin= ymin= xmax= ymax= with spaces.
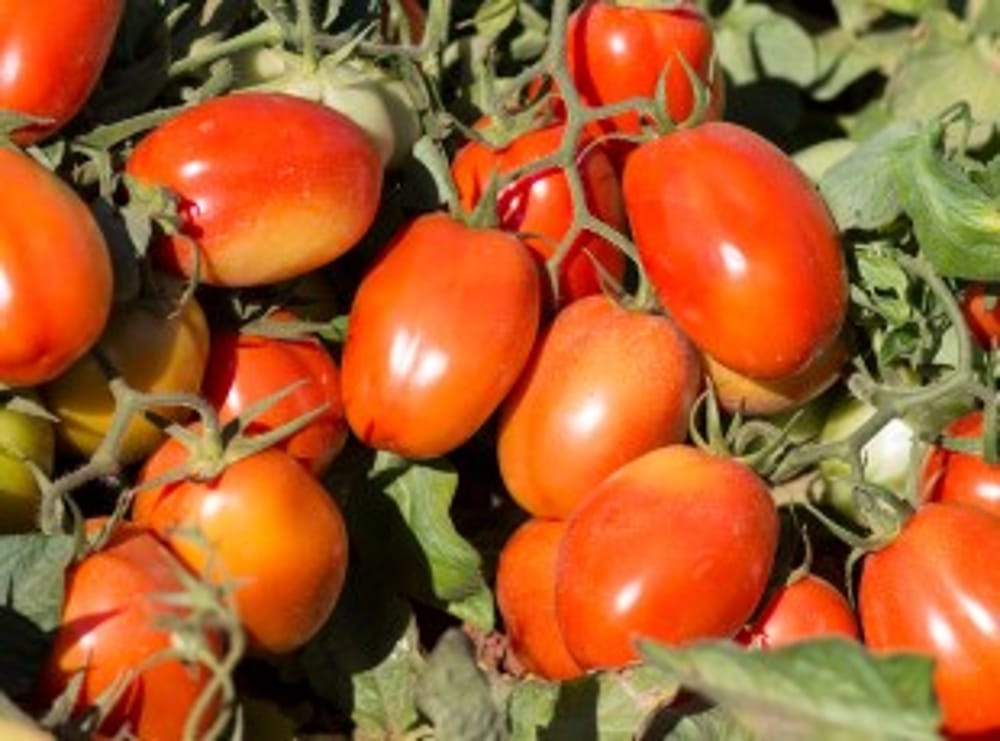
xmin=638 ymin=638 xmax=941 ymax=740
xmin=716 ymin=4 xmax=818 ymax=88
xmin=653 ymin=701 xmax=755 ymax=740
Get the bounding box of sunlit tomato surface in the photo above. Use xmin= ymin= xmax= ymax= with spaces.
xmin=859 ymin=503 xmax=1000 ymax=736
xmin=922 ymin=411 xmax=1000 ymax=518
xmin=201 ymin=316 xmax=348 ymax=476
xmin=341 ymin=213 xmax=540 ymax=458
xmin=737 ymin=574 xmax=858 ymax=648
xmin=0 ymin=0 xmax=124 ymax=144
xmin=44 ymin=296 xmax=209 ymax=464
xmin=624 ymin=122 xmax=847 ymax=379
xmin=36 ymin=522 xmax=217 ymax=741
xmin=126 ymin=92 xmax=383 ymax=287
xmin=960 ymin=283 xmax=1000 ymax=349
xmin=133 ymin=442 xmax=348 ymax=655
xmin=0 ymin=148 xmax=113 ymax=385
xmin=0 ymin=395 xmax=54 ymax=533
xmin=556 ymin=446 xmax=778 ymax=669
xmin=498 ymin=295 xmax=700 ymax=518
xmin=496 ymin=519 xmax=584 ymax=681
xmin=452 ymin=123 xmax=626 ymax=306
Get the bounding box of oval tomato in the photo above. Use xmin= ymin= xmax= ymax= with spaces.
xmin=498 ymin=294 xmax=700 ymax=518
xmin=737 ymin=574 xmax=858 ymax=648
xmin=0 ymin=0 xmax=124 ymax=144
xmin=0 ymin=148 xmax=113 ymax=386
xmin=923 ymin=410 xmax=1000 ymax=518
xmin=452 ymin=123 xmax=626 ymax=306
xmin=556 ymin=445 xmax=778 ymax=669
xmin=36 ymin=522 xmax=217 ymax=740
xmin=859 ymin=503 xmax=1000 ymax=736
xmin=341 ymin=212 xmax=540 ymax=458
xmin=624 ymin=122 xmax=847 ymax=379
xmin=43 ymin=295 xmax=209 ymax=464
xmin=125 ymin=92 xmax=383 ymax=287
xmin=0 ymin=395 xmax=54 ymax=534
xmin=960 ymin=283 xmax=1000 ymax=349
xmin=133 ymin=442 xmax=349 ymax=655
xmin=201 ymin=317 xmax=348 ymax=476
xmin=496 ymin=519 xmax=583 ymax=681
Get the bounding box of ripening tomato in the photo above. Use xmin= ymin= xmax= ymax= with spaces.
xmin=0 ymin=0 xmax=124 ymax=143
xmin=201 ymin=316 xmax=348 ymax=476
xmin=36 ymin=521 xmax=218 ymax=741
xmin=961 ymin=283 xmax=1000 ymax=349
xmin=624 ymin=122 xmax=847 ymax=379
xmin=496 ymin=519 xmax=584 ymax=681
xmin=498 ymin=295 xmax=700 ymax=518
xmin=0 ymin=148 xmax=113 ymax=386
xmin=859 ymin=503 xmax=1000 ymax=736
xmin=737 ymin=574 xmax=859 ymax=648
xmin=126 ymin=92 xmax=382 ymax=287
xmin=133 ymin=442 xmax=349 ymax=655
xmin=341 ymin=213 xmax=540 ymax=458
xmin=922 ymin=411 xmax=1000 ymax=518
xmin=44 ymin=295 xmax=209 ymax=464
xmin=0 ymin=394 xmax=54 ymax=534
xmin=452 ymin=123 xmax=626 ymax=306
xmin=556 ymin=445 xmax=778 ymax=669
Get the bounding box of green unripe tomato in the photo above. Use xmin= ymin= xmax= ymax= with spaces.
xmin=0 ymin=395 xmax=55 ymax=533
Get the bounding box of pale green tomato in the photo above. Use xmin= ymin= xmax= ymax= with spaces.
xmin=0 ymin=395 xmax=55 ymax=533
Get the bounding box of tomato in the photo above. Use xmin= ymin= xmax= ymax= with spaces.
xmin=43 ymin=295 xmax=209 ymax=464
xmin=624 ymin=122 xmax=848 ymax=379
xmin=556 ymin=445 xmax=778 ymax=669
xmin=498 ymin=295 xmax=700 ymax=518
xmin=0 ymin=718 xmax=51 ymax=741
xmin=923 ymin=411 xmax=1000 ymax=518
xmin=201 ymin=315 xmax=348 ymax=476
xmin=36 ymin=521 xmax=217 ymax=741
xmin=0 ymin=148 xmax=113 ymax=386
xmin=0 ymin=0 xmax=124 ymax=144
xmin=737 ymin=574 xmax=858 ymax=648
xmin=125 ymin=92 xmax=383 ymax=287
xmin=496 ymin=519 xmax=584 ymax=681
xmin=960 ymin=283 xmax=1000 ymax=349
xmin=341 ymin=212 xmax=540 ymax=458
xmin=859 ymin=503 xmax=1000 ymax=736
xmin=0 ymin=395 xmax=54 ymax=533
xmin=133 ymin=442 xmax=349 ymax=654
xmin=452 ymin=123 xmax=626 ymax=306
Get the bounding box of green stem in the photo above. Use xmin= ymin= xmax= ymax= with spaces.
xmin=295 ymin=0 xmax=319 ymax=70
xmin=168 ymin=21 xmax=283 ymax=79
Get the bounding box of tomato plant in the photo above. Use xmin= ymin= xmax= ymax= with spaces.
xmin=0 ymin=396 xmax=54 ymax=534
xmin=922 ymin=410 xmax=1000 ymax=518
xmin=960 ymin=283 xmax=1000 ymax=349
xmin=737 ymin=574 xmax=858 ymax=649
xmin=125 ymin=92 xmax=383 ymax=287
xmin=498 ymin=294 xmax=700 ymax=518
xmin=555 ymin=445 xmax=778 ymax=669
xmin=0 ymin=0 xmax=124 ymax=144
xmin=341 ymin=212 xmax=540 ymax=459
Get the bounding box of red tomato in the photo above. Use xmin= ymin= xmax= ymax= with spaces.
xmin=452 ymin=123 xmax=626 ymax=306
xmin=498 ymin=295 xmax=701 ymax=518
xmin=496 ymin=519 xmax=584 ymax=681
xmin=126 ymin=92 xmax=383 ymax=287
xmin=202 ymin=316 xmax=348 ymax=476
xmin=922 ymin=411 xmax=1000 ymax=518
xmin=624 ymin=122 xmax=847 ymax=379
xmin=36 ymin=522 xmax=217 ymax=740
xmin=859 ymin=503 xmax=1000 ymax=736
xmin=0 ymin=148 xmax=113 ymax=385
xmin=133 ymin=442 xmax=349 ymax=655
xmin=0 ymin=0 xmax=124 ymax=144
xmin=341 ymin=212 xmax=540 ymax=458
xmin=556 ymin=445 xmax=778 ymax=669
xmin=737 ymin=574 xmax=858 ymax=648
xmin=961 ymin=283 xmax=1000 ymax=349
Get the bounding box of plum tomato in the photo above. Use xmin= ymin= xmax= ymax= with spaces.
xmin=922 ymin=410 xmax=1000 ymax=518
xmin=737 ymin=574 xmax=859 ymax=648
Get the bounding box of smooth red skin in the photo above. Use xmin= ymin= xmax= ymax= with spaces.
xmin=961 ymin=284 xmax=1000 ymax=349
xmin=923 ymin=411 xmax=1000 ymax=519
xmin=452 ymin=124 xmax=626 ymax=307
xmin=860 ymin=503 xmax=1000 ymax=736
xmin=202 ymin=323 xmax=348 ymax=477
xmin=0 ymin=0 xmax=124 ymax=144
xmin=133 ymin=444 xmax=349 ymax=655
xmin=556 ymin=445 xmax=778 ymax=670
xmin=496 ymin=519 xmax=584 ymax=681
xmin=36 ymin=523 xmax=216 ymax=741
xmin=0 ymin=148 xmax=113 ymax=385
xmin=737 ymin=575 xmax=859 ymax=649
xmin=341 ymin=213 xmax=540 ymax=458
xmin=126 ymin=93 xmax=383 ymax=287
xmin=624 ymin=122 xmax=847 ymax=379
xmin=498 ymin=295 xmax=701 ymax=518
